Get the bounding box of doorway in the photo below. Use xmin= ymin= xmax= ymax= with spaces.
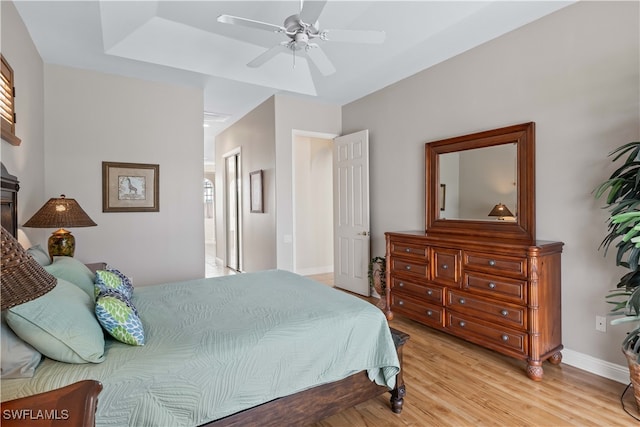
xmin=292 ymin=134 xmax=334 ymax=276
xmin=225 ymin=149 xmax=242 ymax=272
xmin=291 ymin=129 xmax=370 ymax=296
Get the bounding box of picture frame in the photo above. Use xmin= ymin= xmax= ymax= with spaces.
xmin=102 ymin=162 xmax=159 ymax=212
xmin=250 ymin=170 xmax=263 ymax=213
xmin=440 ymin=183 xmax=446 ymax=211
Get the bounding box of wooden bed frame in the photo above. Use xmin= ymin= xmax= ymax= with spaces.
xmin=0 ymin=164 xmax=409 ymax=427
xmin=1 ymin=330 xmax=407 ymax=427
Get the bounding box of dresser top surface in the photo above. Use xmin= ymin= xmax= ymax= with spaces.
xmin=385 ymin=230 xmax=563 ymax=250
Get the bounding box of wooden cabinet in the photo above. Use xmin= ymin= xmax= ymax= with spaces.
xmin=385 ymin=231 xmax=563 ymax=381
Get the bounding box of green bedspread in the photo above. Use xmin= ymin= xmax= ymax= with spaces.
xmin=1 ymin=270 xmax=400 ymax=426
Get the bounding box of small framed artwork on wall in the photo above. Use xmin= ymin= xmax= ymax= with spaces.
xmin=250 ymin=170 xmax=263 ymax=213
xmin=102 ymin=162 xmax=159 ymax=212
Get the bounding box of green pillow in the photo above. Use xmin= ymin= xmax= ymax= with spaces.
xmin=44 ymin=257 xmax=95 ymax=300
xmin=26 ymin=245 xmax=51 ymax=266
xmin=94 ymin=269 xmax=133 ymax=300
xmin=95 ymin=292 xmax=145 ymax=346
xmin=5 ymin=278 xmax=105 ymax=364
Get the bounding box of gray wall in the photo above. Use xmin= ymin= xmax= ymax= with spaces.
xmin=215 ymin=97 xmax=277 ymax=272
xmin=2 ymin=1 xmax=205 ymax=286
xmin=42 ymin=64 xmax=205 ymax=286
xmin=342 ymin=1 xmax=640 ymax=374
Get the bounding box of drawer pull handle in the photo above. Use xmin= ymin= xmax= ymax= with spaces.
xmin=426 ymin=310 xmax=433 ymax=316
xmin=501 ymin=309 xmax=509 ymax=316
xmin=488 ymin=260 xmax=496 ymax=266
xmin=426 ymin=290 xmax=433 ymax=296
xmin=405 ymin=265 xmax=411 ymax=270
xmin=405 ymin=248 xmax=411 ymax=252
xmin=459 ymin=321 xmax=466 ymax=327
xmin=459 ymin=298 xmax=465 ymax=304
xmin=501 ymin=335 xmax=509 ymax=341
xmin=441 ymin=264 xmax=448 ymax=270
xmin=399 ymin=282 xmax=404 ymax=287
xmin=398 ymin=300 xmax=404 ymax=306
xmin=488 ymin=282 xmax=496 ymax=289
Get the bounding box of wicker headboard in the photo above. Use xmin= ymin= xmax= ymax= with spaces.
xmin=1 ymin=163 xmax=19 ymax=237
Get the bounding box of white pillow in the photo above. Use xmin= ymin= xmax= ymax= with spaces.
xmin=1 ymin=317 xmax=42 ymax=378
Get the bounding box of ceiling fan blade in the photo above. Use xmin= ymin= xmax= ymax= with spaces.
xmin=217 ymin=14 xmax=285 ymax=33
xmin=322 ymin=29 xmax=386 ymax=44
xmin=299 ymin=0 xmax=327 ymax=25
xmin=306 ymin=46 xmax=336 ymax=76
xmin=247 ymin=44 xmax=289 ymax=68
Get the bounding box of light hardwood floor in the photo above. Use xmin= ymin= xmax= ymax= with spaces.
xmin=305 ymin=274 xmax=640 ymax=427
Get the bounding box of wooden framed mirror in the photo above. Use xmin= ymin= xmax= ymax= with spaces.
xmin=425 ymin=122 xmax=535 ymax=243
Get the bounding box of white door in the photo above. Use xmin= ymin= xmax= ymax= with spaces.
xmin=333 ymin=130 xmax=370 ymax=295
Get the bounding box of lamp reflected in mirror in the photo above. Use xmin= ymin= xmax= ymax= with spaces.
xmin=488 ymin=203 xmax=514 ymax=221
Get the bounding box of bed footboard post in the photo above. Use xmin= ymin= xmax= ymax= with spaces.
xmin=389 ymin=327 xmax=409 ymax=414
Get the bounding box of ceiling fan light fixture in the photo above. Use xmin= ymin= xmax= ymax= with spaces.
xmin=217 ymin=0 xmax=384 ymax=76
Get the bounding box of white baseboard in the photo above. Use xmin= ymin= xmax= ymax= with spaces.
xmin=562 ymin=348 xmax=629 ymax=384
xmin=296 ymin=265 xmax=333 ymax=276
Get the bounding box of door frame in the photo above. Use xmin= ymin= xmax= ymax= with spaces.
xmin=223 ymin=147 xmax=243 ymax=272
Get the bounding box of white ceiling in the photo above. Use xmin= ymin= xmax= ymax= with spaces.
xmin=13 ymin=0 xmax=573 ymax=166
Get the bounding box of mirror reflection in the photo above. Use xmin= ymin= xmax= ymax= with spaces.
xmin=438 ymin=143 xmax=517 ymax=221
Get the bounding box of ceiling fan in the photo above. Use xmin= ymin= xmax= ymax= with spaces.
xmin=217 ymin=0 xmax=385 ymax=76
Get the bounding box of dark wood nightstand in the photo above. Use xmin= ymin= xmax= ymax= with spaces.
xmin=84 ymin=262 xmax=107 ymax=274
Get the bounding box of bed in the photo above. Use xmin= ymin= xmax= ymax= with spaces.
xmin=0 ymin=165 xmax=408 ymax=427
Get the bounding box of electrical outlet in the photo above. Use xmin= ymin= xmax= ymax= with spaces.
xmin=596 ymin=315 xmax=607 ymax=332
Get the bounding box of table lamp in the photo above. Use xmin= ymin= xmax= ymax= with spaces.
xmin=488 ymin=203 xmax=514 ymax=221
xmin=23 ymin=195 xmax=97 ymax=258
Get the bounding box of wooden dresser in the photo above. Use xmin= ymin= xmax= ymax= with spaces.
xmin=385 ymin=122 xmax=563 ymax=380
xmin=385 ymin=231 xmax=563 ymax=380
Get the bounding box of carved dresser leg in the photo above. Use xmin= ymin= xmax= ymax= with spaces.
xmin=526 ymin=362 xmax=544 ymax=381
xmin=548 ymin=351 xmax=563 ymax=365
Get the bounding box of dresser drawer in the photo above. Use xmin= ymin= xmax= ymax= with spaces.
xmin=392 ymin=294 xmax=443 ymax=328
xmin=390 ymin=241 xmax=428 ymax=259
xmin=391 ymin=277 xmax=443 ymax=304
xmin=432 ymin=248 xmax=461 ymax=287
xmin=464 ymin=251 xmax=526 ymax=278
xmin=447 ymin=290 xmax=526 ymax=330
xmin=390 ymin=258 xmax=428 ymax=279
xmin=446 ymin=312 xmax=527 ymax=355
xmin=463 ymin=272 xmax=527 ymax=304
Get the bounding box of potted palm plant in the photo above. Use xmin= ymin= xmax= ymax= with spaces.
xmin=595 ymin=141 xmax=640 ymax=407
xmin=368 ymin=256 xmax=387 ymax=311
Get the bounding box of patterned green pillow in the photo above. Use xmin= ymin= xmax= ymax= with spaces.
xmin=94 ymin=269 xmax=133 ymax=300
xmin=95 ymin=291 xmax=144 ymax=346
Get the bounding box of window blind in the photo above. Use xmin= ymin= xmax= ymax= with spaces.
xmin=1 ymin=55 xmax=21 ymax=146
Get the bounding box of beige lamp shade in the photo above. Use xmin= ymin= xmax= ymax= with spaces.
xmin=1 ymin=226 xmax=57 ymax=310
